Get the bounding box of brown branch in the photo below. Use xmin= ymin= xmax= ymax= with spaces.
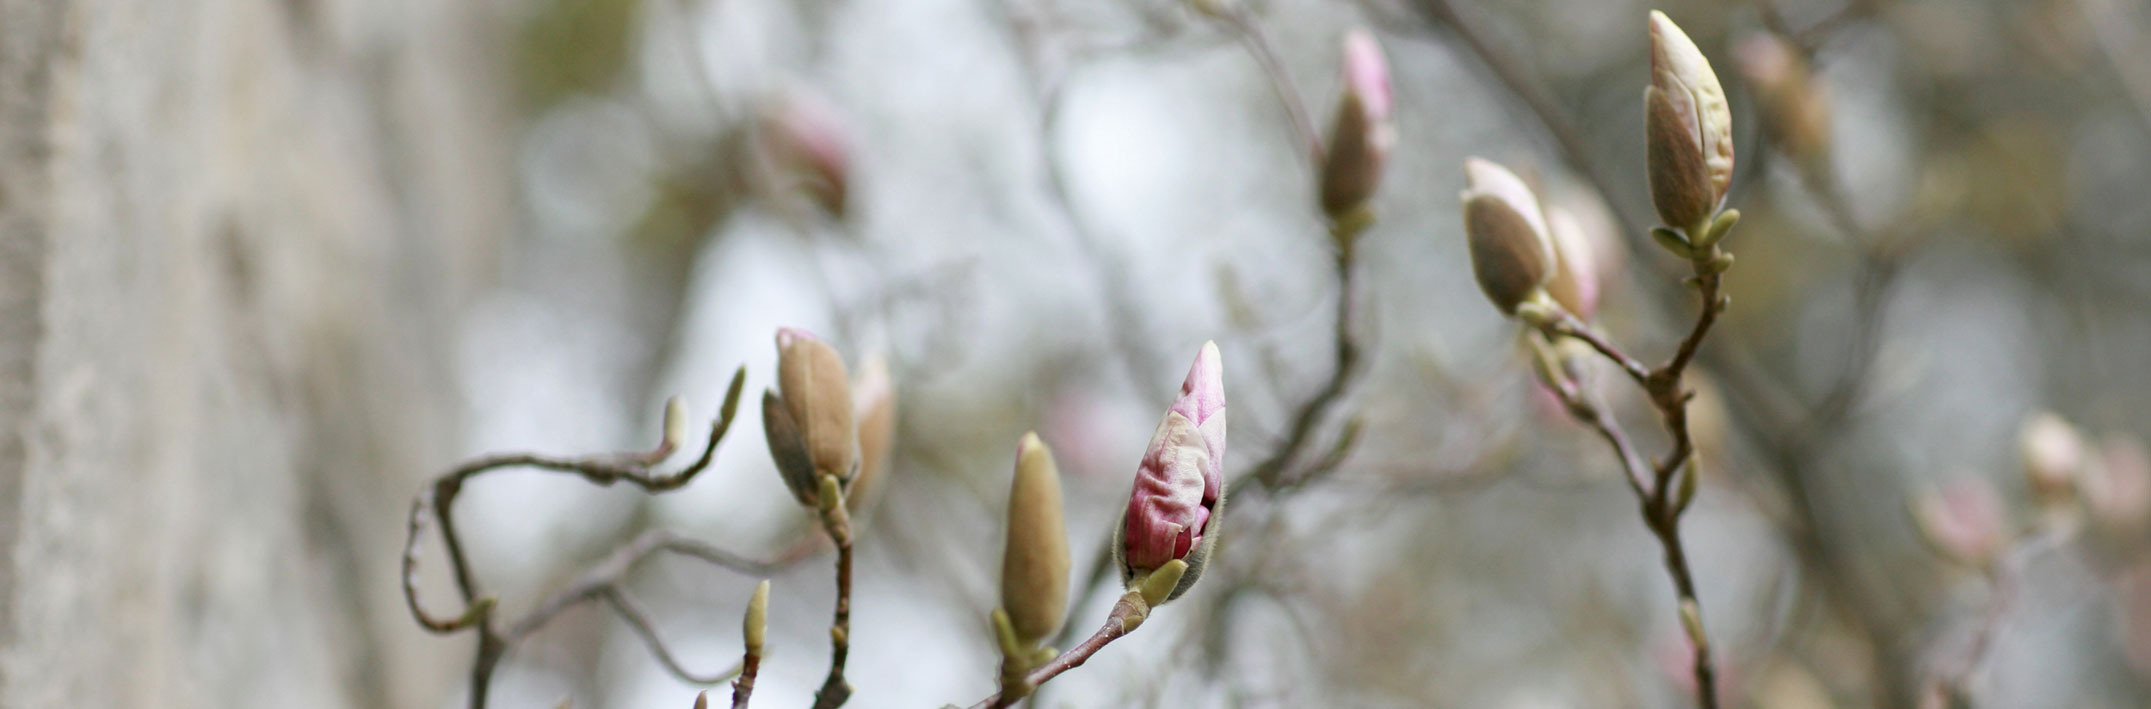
xmin=1536 ymin=243 xmax=1730 ymax=708
xmin=401 ymin=368 xmax=763 ymax=708
xmin=1403 ymin=0 xmax=1654 ymax=237
xmin=811 ymin=482 xmax=856 ymax=709
xmin=1215 ymin=5 xmax=1326 ymax=164
xmin=1543 ymin=312 xmax=1652 ymax=386
xmin=732 ymin=648 xmax=761 ymax=709
xmin=1239 ymin=237 xmax=1369 ymax=494
xmin=605 ymin=588 xmax=742 ymax=684
xmin=969 ymin=594 xmax=1145 ymax=709
xmin=1927 ymin=527 xmax=2070 ymax=702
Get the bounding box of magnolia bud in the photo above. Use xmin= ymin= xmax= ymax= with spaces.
xmin=1645 ymin=11 xmax=1734 ymax=230
xmin=1544 ymin=206 xmax=1602 ymax=319
xmin=1911 ymin=478 xmax=2006 ymax=568
xmin=1734 ymin=32 xmax=1830 ymax=162
xmin=763 ymin=390 xmax=820 ymax=506
xmin=744 ymin=579 xmax=770 ymax=655
xmin=764 ymin=328 xmax=858 ymax=506
xmin=1117 ymin=341 xmax=1227 ymax=603
xmin=661 ymin=395 xmax=691 ymax=454
xmin=2017 ymin=412 xmax=2084 ymax=502
xmin=1460 ymin=158 xmax=1556 ymax=315
xmin=1001 ymin=433 xmax=1070 ymax=645
xmin=1319 ymin=30 xmax=1394 ymax=221
xmin=2087 ymin=435 xmax=2151 ymax=535
xmin=846 ymin=354 xmax=898 ymax=515
xmin=758 ymin=89 xmax=851 ymax=217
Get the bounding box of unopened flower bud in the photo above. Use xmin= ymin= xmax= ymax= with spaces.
xmin=1117 ymin=341 xmax=1227 ymax=603
xmin=1319 ymin=30 xmax=1394 ymax=221
xmin=847 ymin=354 xmax=897 ymax=515
xmin=762 ymin=390 xmax=818 ymax=506
xmin=1544 ymin=206 xmax=1602 ymax=319
xmin=661 ymin=395 xmax=691 ymax=454
xmin=1646 ymin=11 xmax=1734 ymax=230
xmin=1911 ymin=478 xmax=2006 ymax=567
xmin=1734 ymin=32 xmax=1830 ymax=162
xmin=1002 ymin=432 xmax=1070 ymax=645
xmin=2018 ymin=412 xmax=2084 ymax=502
xmin=758 ymin=89 xmax=852 ymax=217
xmin=1460 ymin=158 xmax=1555 ymax=315
xmin=764 ymin=328 xmax=857 ymax=506
xmin=744 ymin=579 xmax=769 ymax=655
xmin=2087 ymin=435 xmax=2151 ymax=535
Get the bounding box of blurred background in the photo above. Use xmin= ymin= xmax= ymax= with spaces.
xmin=2 ymin=0 xmax=2150 ymax=706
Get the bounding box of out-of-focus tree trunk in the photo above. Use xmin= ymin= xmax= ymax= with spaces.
xmin=0 ymin=0 xmax=509 ymax=706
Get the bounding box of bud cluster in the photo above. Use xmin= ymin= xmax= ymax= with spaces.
xmin=763 ymin=328 xmax=860 ymax=509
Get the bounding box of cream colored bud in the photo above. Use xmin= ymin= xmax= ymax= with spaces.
xmin=1544 ymin=207 xmax=1601 ymax=319
xmin=662 ymin=395 xmax=690 ymax=453
xmin=1646 ymin=11 xmax=1734 ymax=230
xmin=2018 ymin=411 xmax=2083 ymax=500
xmin=1460 ymin=158 xmax=1555 ymax=315
xmin=744 ymin=579 xmax=770 ymax=655
xmin=847 ymin=354 xmax=897 ymax=515
xmin=1002 ymin=433 xmax=1070 ymax=645
xmin=776 ymin=328 xmax=858 ymax=485
xmin=763 ymin=390 xmax=820 ymax=506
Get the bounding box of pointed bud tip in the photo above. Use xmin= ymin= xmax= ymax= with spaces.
xmin=744 ymin=580 xmax=770 ymax=653
xmin=1003 ymin=431 xmax=1070 ymax=644
xmin=1341 ymin=30 xmax=1391 ymax=121
xmin=775 ymin=326 xmax=819 ymax=350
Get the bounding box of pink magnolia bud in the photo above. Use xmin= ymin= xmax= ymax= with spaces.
xmin=1646 ymin=11 xmax=1734 ymax=230
xmin=758 ymin=89 xmax=852 ymax=217
xmin=2087 ymin=435 xmax=2151 ymax=535
xmin=1912 ymin=478 xmax=2007 ymax=567
xmin=1460 ymin=158 xmax=1556 ymax=315
xmin=1318 ymin=30 xmax=1395 ymax=219
xmin=1117 ymin=341 xmax=1226 ymax=601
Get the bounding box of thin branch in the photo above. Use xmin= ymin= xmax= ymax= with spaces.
xmin=1543 ymin=312 xmax=1652 ymax=386
xmin=968 ymin=594 xmax=1145 ymax=709
xmin=1403 ymin=0 xmax=1653 ymax=237
xmin=1927 ymin=527 xmax=2070 ymax=702
xmin=1238 ymin=239 xmax=1370 ymax=494
xmin=1537 ymin=248 xmax=1729 ymax=708
xmin=604 ymin=588 xmax=743 ymax=684
xmin=1216 ymin=5 xmax=1326 ymax=164
xmin=401 ymin=368 xmax=761 ymax=708
xmin=811 ymin=484 xmax=856 ymax=709
xmin=732 ymin=647 xmax=761 ymax=709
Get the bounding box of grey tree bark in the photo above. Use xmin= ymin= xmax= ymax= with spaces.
xmin=0 ymin=0 xmax=510 ymax=705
